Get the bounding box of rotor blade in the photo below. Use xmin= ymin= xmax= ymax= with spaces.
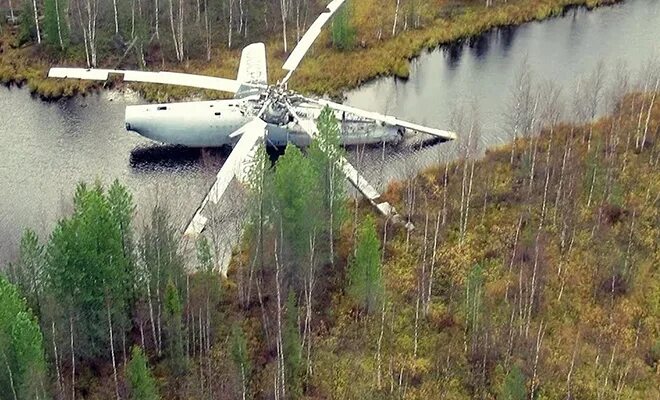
xmin=49 ymin=68 xmax=243 ymax=93
xmin=281 ymin=0 xmax=346 ymax=82
xmin=184 ymin=118 xmax=267 ymax=238
xmin=307 ymin=98 xmax=458 ymax=141
xmin=285 ymin=103 xmax=408 ymax=226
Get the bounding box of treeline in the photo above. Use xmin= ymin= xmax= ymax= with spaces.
xmin=0 ymin=0 xmax=376 ymax=67
xmin=0 ymin=106 xmax=384 ymax=399
xmin=0 ymin=0 xmax=494 ymax=69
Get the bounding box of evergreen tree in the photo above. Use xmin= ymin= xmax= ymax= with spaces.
xmin=347 ymin=216 xmax=383 ymax=314
xmin=283 ymin=291 xmax=303 ymax=399
xmin=499 ymin=365 xmax=527 ymax=400
xmin=163 ymin=280 xmax=186 ymax=376
xmin=273 ymin=144 xmax=322 ymax=267
xmin=331 ymin=1 xmax=356 ymax=51
xmin=0 ymin=276 xmax=48 ymax=399
xmin=46 ymin=182 xmax=132 ymax=360
xmin=230 ymin=323 xmax=250 ymax=400
xmin=8 ymin=229 xmax=45 ymax=315
xmin=196 ymin=236 xmax=213 ymax=273
xmin=126 ymin=346 xmax=160 ymax=400
xmin=17 ymin=0 xmax=36 ymax=46
xmin=43 ymin=0 xmax=69 ymax=50
xmin=308 ymin=106 xmax=347 ymax=264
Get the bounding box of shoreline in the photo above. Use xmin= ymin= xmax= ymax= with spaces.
xmin=0 ymin=0 xmax=619 ymax=103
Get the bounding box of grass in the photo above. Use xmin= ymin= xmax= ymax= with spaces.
xmin=0 ymin=0 xmax=617 ymax=102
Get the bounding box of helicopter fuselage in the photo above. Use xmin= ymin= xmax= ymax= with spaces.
xmin=124 ymin=98 xmax=403 ymax=148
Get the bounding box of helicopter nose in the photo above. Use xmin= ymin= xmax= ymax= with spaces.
xmin=125 ymin=105 xmax=146 ymax=133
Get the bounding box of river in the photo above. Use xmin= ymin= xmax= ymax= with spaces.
xmin=1 ymin=0 xmax=658 ymax=266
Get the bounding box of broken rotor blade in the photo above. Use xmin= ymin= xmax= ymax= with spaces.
xmin=305 ymin=98 xmax=458 ymax=141
xmin=284 ymin=103 xmax=409 ymax=227
xmin=49 ymin=68 xmax=247 ymax=93
xmin=183 ymin=118 xmax=267 ymax=239
xmin=281 ymin=0 xmax=346 ymax=84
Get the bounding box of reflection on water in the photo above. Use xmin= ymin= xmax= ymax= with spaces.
xmin=345 ymin=0 xmax=660 ymax=185
xmin=129 ymin=145 xmax=231 ymax=173
xmin=1 ymin=0 xmax=659 ymax=266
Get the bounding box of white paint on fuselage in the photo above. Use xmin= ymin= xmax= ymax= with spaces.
xmin=125 ymin=99 xmax=402 ymax=148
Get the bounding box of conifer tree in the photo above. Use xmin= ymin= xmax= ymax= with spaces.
xmin=230 ymin=323 xmax=250 ymax=400
xmin=8 ymin=229 xmax=45 ymax=315
xmin=43 ymin=0 xmax=69 ymax=50
xmin=347 ymin=216 xmax=383 ymax=314
xmin=163 ymin=280 xmax=186 ymax=376
xmin=126 ymin=346 xmax=160 ymax=400
xmin=273 ymin=144 xmax=321 ymax=266
xmin=0 ymin=276 xmax=48 ymax=399
xmin=283 ymin=291 xmax=303 ymax=399
xmin=331 ymin=1 xmax=355 ymax=51
xmin=499 ymin=365 xmax=527 ymax=400
xmin=308 ymin=106 xmax=347 ymax=264
xmin=46 ymin=182 xmax=132 ymax=360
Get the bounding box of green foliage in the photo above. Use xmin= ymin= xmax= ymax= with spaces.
xmin=126 ymin=346 xmax=160 ymax=400
xmin=0 ymin=276 xmax=47 ymax=399
xmin=499 ymin=365 xmax=527 ymax=400
xmin=43 ymin=0 xmax=69 ymax=50
xmin=8 ymin=229 xmax=45 ymax=314
xmin=230 ymin=323 xmax=251 ymax=396
xmin=196 ymin=236 xmax=214 ymax=272
xmin=284 ymin=291 xmax=303 ymax=399
xmin=332 ymin=1 xmax=356 ymax=51
xmin=347 ymin=215 xmax=383 ymax=314
xmin=308 ymin=106 xmax=348 ymax=262
xmin=273 ymin=144 xmax=321 ymax=263
xmin=163 ymin=280 xmax=186 ymax=376
xmin=17 ymin=1 xmax=36 ymax=46
xmin=46 ymin=182 xmax=133 ymax=360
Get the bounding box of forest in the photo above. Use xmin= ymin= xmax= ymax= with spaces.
xmin=1 ymin=57 xmax=659 ymax=398
xmin=0 ymin=0 xmax=616 ymax=100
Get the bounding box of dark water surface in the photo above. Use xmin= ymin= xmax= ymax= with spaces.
xmin=1 ymin=0 xmax=659 ymax=265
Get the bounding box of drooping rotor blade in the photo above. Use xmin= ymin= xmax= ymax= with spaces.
xmin=49 ymin=68 xmax=244 ymax=93
xmin=281 ymin=0 xmax=346 ymax=84
xmin=307 ymin=98 xmax=458 ymax=141
xmin=184 ymin=118 xmax=268 ymax=238
xmin=284 ymin=103 xmax=411 ymax=228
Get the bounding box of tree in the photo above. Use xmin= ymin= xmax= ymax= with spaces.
xmin=126 ymin=346 xmax=160 ymax=400
xmin=308 ymin=106 xmax=347 ymax=265
xmin=347 ymin=216 xmax=383 ymax=314
xmin=163 ymin=280 xmax=186 ymax=376
xmin=43 ymin=0 xmax=69 ymax=50
xmin=140 ymin=203 xmax=185 ymax=355
xmin=46 ymin=182 xmax=132 ymax=361
xmin=499 ymin=365 xmax=527 ymax=400
xmin=273 ymin=144 xmax=321 ymax=268
xmin=331 ymin=1 xmax=355 ymax=51
xmin=230 ymin=323 xmax=250 ymax=400
xmin=8 ymin=229 xmax=45 ymax=315
xmin=196 ymin=236 xmax=214 ymax=273
xmin=283 ymin=291 xmax=303 ymax=399
xmin=0 ymin=276 xmax=48 ymax=400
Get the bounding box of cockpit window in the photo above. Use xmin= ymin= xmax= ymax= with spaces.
xmin=157 ymin=106 xmax=167 ymax=111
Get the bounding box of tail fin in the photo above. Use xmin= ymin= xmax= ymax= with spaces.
xmin=235 ymin=43 xmax=268 ymax=98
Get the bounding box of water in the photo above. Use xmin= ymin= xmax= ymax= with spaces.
xmin=346 ymin=0 xmax=660 ymax=181
xmin=1 ymin=0 xmax=659 ymax=265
